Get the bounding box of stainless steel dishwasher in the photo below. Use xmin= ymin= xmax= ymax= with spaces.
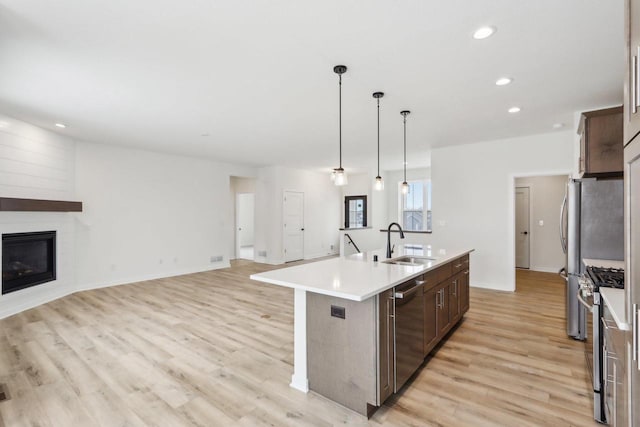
xmin=394 ymin=277 xmax=425 ymax=391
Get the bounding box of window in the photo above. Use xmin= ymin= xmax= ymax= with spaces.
xmin=344 ymin=195 xmax=367 ymax=228
xmin=399 ymin=180 xmax=432 ymax=231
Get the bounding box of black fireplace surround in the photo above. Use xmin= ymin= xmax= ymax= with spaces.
xmin=2 ymin=231 xmax=56 ymax=295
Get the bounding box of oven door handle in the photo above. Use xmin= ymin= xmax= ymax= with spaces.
xmin=577 ymin=290 xmax=594 ymax=312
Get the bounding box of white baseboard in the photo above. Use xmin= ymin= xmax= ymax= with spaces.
xmin=529 ymin=266 xmax=562 ymax=274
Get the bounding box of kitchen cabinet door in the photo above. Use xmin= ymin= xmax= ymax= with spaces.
xmin=578 ymin=107 xmax=623 ymax=177
xmin=460 ymin=269 xmax=470 ymax=314
xmin=625 ymin=0 xmax=640 ymax=144
xmin=449 ymin=277 xmax=460 ymax=324
xmin=423 ymin=285 xmax=439 ymax=355
xmin=437 ymin=285 xmax=451 ymax=338
xmin=625 ymin=135 xmax=640 ymax=427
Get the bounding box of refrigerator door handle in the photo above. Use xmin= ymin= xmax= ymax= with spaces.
xmin=559 ymin=192 xmax=568 ymax=254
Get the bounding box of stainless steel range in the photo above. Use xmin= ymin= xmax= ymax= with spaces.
xmin=578 ymin=265 xmax=624 ymax=424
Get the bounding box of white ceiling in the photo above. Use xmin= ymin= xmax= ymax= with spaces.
xmin=0 ymin=0 xmax=624 ymax=173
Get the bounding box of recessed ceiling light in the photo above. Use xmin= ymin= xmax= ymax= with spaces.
xmin=508 ymin=107 xmax=521 ymax=113
xmin=473 ymin=26 xmax=496 ymax=40
xmin=495 ymin=77 xmax=513 ymax=86
xmin=55 ymin=123 xmax=66 ymax=128
xmin=552 ymin=123 xmax=565 ymax=129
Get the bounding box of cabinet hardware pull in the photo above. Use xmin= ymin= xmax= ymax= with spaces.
xmin=415 ymin=280 xmax=425 ymax=285
xmin=634 ymin=54 xmax=638 ymax=114
xmin=454 ymin=263 xmax=462 ymax=268
xmin=634 ymin=304 xmax=639 ymax=369
xmin=464 ymin=270 xmax=469 ymax=275
xmin=636 ymin=48 xmax=640 ymax=110
xmin=453 ymin=280 xmax=457 ymax=296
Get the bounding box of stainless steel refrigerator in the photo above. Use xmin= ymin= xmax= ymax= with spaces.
xmin=560 ymin=178 xmax=624 ymax=340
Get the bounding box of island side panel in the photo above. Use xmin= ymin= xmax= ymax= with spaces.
xmin=290 ymin=288 xmax=309 ymax=392
xmin=306 ymin=292 xmax=377 ymax=416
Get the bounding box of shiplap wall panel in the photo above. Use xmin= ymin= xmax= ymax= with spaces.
xmin=0 ymin=114 xmax=77 ymax=318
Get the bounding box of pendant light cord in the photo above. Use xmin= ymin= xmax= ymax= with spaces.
xmin=339 ymin=73 xmax=342 ymax=169
xmin=403 ymin=114 xmax=407 ymax=182
xmin=377 ymin=97 xmax=380 ymax=176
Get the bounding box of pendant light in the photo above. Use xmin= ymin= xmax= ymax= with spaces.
xmin=373 ymin=92 xmax=385 ymax=191
xmin=331 ymin=65 xmax=348 ymax=186
xmin=400 ymin=110 xmax=411 ymax=195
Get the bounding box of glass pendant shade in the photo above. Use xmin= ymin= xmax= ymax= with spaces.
xmin=334 ymin=168 xmax=348 ymax=186
xmin=401 ymin=181 xmax=409 ymax=195
xmin=374 ymin=175 xmax=384 ymax=191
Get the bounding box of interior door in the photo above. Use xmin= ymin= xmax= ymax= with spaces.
xmin=515 ymin=187 xmax=530 ymax=269
xmin=283 ymin=191 xmax=304 ymax=262
xmin=235 ymin=193 xmax=255 ymax=260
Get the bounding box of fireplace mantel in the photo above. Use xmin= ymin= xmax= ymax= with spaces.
xmin=0 ymin=197 xmax=82 ymax=212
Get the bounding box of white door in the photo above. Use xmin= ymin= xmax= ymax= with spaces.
xmin=515 ymin=187 xmax=530 ymax=269
xmin=283 ymin=191 xmax=304 ymax=262
xmin=235 ymin=193 xmax=255 ymax=260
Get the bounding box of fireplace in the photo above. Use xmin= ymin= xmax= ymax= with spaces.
xmin=2 ymin=231 xmax=56 ymax=295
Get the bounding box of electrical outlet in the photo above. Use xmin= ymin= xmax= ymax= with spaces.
xmin=159 ymin=259 xmax=163 ymax=265
xmin=330 ymin=244 xmax=334 ymax=250
xmin=258 ymin=250 xmax=267 ymax=257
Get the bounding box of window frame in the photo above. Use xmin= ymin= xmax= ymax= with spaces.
xmin=344 ymin=195 xmax=368 ymax=229
xmin=399 ymin=180 xmax=432 ymax=232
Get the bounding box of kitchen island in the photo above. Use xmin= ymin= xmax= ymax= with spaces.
xmin=250 ymin=244 xmax=473 ymax=416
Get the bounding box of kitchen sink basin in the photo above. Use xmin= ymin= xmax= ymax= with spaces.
xmin=382 ymin=256 xmax=437 ymax=266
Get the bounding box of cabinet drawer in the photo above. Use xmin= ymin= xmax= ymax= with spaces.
xmin=452 ymin=255 xmax=468 ymax=274
xmin=423 ymin=266 xmax=450 ymax=290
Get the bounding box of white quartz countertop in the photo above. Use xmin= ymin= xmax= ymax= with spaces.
xmin=583 ymin=258 xmax=625 ymax=270
xmin=600 ymin=288 xmax=630 ymax=331
xmin=250 ymin=245 xmax=474 ymax=301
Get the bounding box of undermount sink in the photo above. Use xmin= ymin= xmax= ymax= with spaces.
xmin=382 ymin=256 xmax=437 ymax=266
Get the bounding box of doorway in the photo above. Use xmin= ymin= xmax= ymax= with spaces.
xmin=283 ymin=190 xmax=304 ymax=262
xmin=230 ymin=176 xmax=257 ymax=261
xmin=515 ymin=186 xmax=530 ymax=269
xmin=236 ymin=193 xmax=255 ymax=260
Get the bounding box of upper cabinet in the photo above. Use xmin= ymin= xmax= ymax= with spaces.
xmin=624 ymin=0 xmax=640 ymax=146
xmin=578 ymin=106 xmax=623 ymax=178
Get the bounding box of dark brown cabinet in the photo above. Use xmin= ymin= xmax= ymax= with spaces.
xmin=449 ymin=276 xmax=461 ymax=324
xmin=624 ymin=0 xmax=640 ymax=145
xmin=423 ymin=285 xmax=439 ymax=354
xmin=460 ymin=269 xmax=470 ymax=314
xmin=423 ymin=255 xmax=470 ymax=358
xmin=578 ymin=107 xmax=623 ymax=177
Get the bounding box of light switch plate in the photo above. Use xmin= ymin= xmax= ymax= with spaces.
xmin=538 ymin=220 xmax=544 ymax=226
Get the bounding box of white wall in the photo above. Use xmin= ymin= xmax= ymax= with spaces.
xmin=515 ymin=175 xmax=568 ymax=273
xmin=74 ymin=142 xmax=255 ymax=289
xmin=254 ymin=166 xmax=341 ymax=264
xmin=0 ymin=114 xmax=78 ymax=318
xmin=0 ymin=113 xmax=257 ymax=318
xmin=430 ymin=131 xmax=574 ymax=291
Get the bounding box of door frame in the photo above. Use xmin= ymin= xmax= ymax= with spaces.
xmin=282 ymin=190 xmax=304 ymax=262
xmin=514 ymin=186 xmax=531 ymax=269
xmin=508 ymin=171 xmax=572 ymax=291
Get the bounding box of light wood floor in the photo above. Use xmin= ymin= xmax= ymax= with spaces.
xmin=0 ymin=262 xmax=599 ymax=427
